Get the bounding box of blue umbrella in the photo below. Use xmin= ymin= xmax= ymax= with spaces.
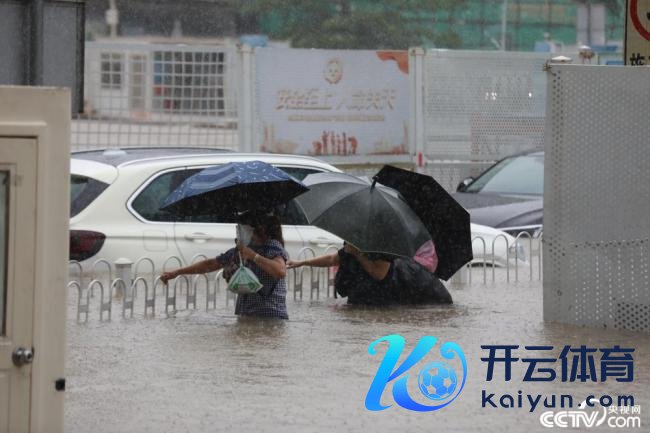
xmin=160 ymin=160 xmax=308 ymax=218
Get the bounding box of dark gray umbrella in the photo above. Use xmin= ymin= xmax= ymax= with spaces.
xmin=374 ymin=165 xmax=472 ymax=280
xmin=295 ymin=172 xmax=430 ymax=257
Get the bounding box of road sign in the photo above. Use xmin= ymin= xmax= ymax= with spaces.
xmin=625 ymin=0 xmax=650 ymax=65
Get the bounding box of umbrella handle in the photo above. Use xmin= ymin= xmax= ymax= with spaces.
xmin=236 ymin=224 xmax=244 ymax=267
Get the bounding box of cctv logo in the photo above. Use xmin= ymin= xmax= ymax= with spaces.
xmin=540 ymin=399 xmax=642 ymax=429
xmin=540 ymin=408 xmax=608 ymax=428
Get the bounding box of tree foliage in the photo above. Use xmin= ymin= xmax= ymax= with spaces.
xmin=231 ymin=0 xmax=465 ymax=49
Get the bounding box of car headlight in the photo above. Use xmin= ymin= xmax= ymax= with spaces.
xmin=508 ymin=241 xmax=527 ymax=262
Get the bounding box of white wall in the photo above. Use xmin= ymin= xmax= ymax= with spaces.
xmin=543 ymin=64 xmax=650 ymax=331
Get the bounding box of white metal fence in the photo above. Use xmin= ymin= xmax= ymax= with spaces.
xmin=408 ymin=49 xmax=565 ymax=189
xmin=68 ymin=234 xmax=542 ymax=323
xmin=73 ymin=43 xmax=569 ymax=192
xmin=421 ymin=50 xmax=551 ymax=161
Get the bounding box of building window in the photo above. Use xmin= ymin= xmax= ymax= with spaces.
xmin=129 ymin=54 xmax=147 ymax=111
xmin=152 ymin=50 xmax=227 ymax=116
xmin=100 ymin=52 xmax=123 ymax=90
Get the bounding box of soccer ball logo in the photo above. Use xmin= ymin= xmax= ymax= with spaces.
xmin=417 ymin=361 xmax=457 ymax=401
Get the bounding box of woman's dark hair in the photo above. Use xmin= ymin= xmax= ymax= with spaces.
xmin=246 ymin=211 xmax=284 ymax=246
xmin=255 ymin=215 xmax=284 ymax=246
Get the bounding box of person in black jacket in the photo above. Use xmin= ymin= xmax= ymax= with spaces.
xmin=287 ymin=243 xmax=452 ymax=305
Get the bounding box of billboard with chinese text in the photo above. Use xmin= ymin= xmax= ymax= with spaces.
xmin=254 ymin=48 xmax=410 ymax=157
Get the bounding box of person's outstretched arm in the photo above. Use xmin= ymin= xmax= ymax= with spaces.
xmin=287 ymin=252 xmax=339 ymax=269
xmin=344 ymin=244 xmax=390 ymax=281
xmin=160 ymin=258 xmax=223 ymax=284
xmin=354 ymin=254 xmax=391 ymax=281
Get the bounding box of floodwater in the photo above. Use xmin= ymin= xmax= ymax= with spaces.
xmin=65 ymin=276 xmax=650 ymax=433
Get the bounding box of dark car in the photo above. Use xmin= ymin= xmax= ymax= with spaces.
xmin=452 ymin=151 xmax=543 ymax=236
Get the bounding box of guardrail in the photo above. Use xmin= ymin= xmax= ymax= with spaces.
xmin=448 ymin=231 xmax=544 ymax=286
xmin=68 ymin=235 xmax=542 ymax=323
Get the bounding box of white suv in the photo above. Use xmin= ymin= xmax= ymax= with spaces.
xmin=69 ymin=147 xmax=523 ymax=272
xmin=70 ymin=148 xmax=346 ymax=269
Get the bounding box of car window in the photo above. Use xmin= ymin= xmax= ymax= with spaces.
xmin=131 ymin=165 xmax=323 ymax=223
xmin=70 ymin=175 xmax=109 ymax=217
xmin=278 ymin=166 xmax=322 ymax=181
xmin=131 ymin=169 xmax=203 ymax=222
xmin=275 ymin=200 xmax=309 ymax=225
xmin=275 ymin=167 xmax=323 ymax=225
xmin=465 ymin=154 xmax=544 ymax=195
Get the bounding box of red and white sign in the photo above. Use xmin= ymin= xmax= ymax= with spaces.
xmin=625 ymin=0 xmax=650 ymax=65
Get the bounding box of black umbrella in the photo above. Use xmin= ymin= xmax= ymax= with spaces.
xmin=295 ymin=172 xmax=431 ymax=258
xmin=374 ymin=165 xmax=472 ymax=280
xmin=160 ymin=160 xmax=308 ymax=218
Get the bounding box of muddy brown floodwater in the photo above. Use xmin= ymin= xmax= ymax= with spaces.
xmin=65 ymin=278 xmax=650 ymax=433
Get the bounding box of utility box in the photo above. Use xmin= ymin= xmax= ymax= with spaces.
xmin=0 ymin=86 xmax=70 ymax=433
xmin=0 ymin=0 xmax=85 ymax=113
xmin=543 ymin=64 xmax=650 ymax=332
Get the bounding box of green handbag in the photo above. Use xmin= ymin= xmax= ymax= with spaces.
xmin=227 ymin=252 xmax=263 ymax=295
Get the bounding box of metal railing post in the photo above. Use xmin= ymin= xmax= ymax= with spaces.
xmin=491 ymin=234 xmax=510 ymax=283
xmin=94 ymin=279 xmax=111 ymax=321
